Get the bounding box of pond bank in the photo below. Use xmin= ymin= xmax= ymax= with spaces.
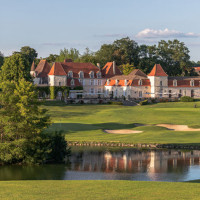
xmin=68 ymin=141 xmax=200 ymax=150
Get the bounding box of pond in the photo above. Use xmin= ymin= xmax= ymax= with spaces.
xmin=1 ymin=147 xmax=200 ymax=182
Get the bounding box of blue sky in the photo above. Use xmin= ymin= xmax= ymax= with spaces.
xmin=1 ymin=0 xmax=200 ymax=61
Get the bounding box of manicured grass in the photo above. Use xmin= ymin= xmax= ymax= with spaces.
xmin=0 ymin=180 xmax=200 ymax=200
xmin=43 ymin=101 xmax=200 ymax=144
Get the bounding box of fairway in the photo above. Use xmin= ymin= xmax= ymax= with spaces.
xmin=0 ymin=180 xmax=200 ymax=200
xmin=44 ymin=101 xmax=200 ymax=144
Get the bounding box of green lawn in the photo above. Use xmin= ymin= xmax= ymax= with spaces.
xmin=0 ymin=180 xmax=200 ymax=200
xmin=43 ymin=101 xmax=200 ymax=144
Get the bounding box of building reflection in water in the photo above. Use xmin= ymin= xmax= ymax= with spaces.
xmin=69 ymin=149 xmax=200 ymax=181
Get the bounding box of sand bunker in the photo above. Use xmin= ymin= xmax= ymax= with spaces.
xmin=104 ymin=129 xmax=143 ymax=134
xmin=156 ymin=124 xmax=200 ymax=131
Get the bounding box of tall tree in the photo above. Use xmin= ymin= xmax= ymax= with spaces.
xmin=20 ymin=46 xmax=38 ymax=66
xmin=157 ymin=40 xmax=190 ymax=76
xmin=45 ymin=54 xmax=59 ymax=65
xmin=95 ymin=44 xmax=115 ymax=66
xmin=0 ymin=53 xmax=31 ymax=82
xmin=112 ymin=37 xmax=139 ymax=66
xmin=56 ymin=48 xmax=80 ymax=62
xmin=119 ymin=63 xmax=135 ymax=75
xmin=0 ymin=79 xmax=50 ymax=141
xmin=80 ymin=48 xmax=97 ymax=65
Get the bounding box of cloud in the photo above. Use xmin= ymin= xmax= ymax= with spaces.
xmin=136 ymin=28 xmax=200 ymax=39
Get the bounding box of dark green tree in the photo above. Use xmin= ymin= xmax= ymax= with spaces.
xmin=0 ymin=51 xmax=4 ymax=68
xmin=80 ymin=48 xmax=97 ymax=65
xmin=112 ymin=37 xmax=139 ymax=66
xmin=20 ymin=46 xmax=38 ymax=66
xmin=45 ymin=54 xmax=59 ymax=65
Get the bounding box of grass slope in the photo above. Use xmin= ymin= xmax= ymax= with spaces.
xmin=43 ymin=101 xmax=200 ymax=144
xmin=0 ymin=180 xmax=200 ymax=200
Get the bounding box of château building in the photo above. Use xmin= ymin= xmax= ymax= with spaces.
xmin=31 ymin=59 xmax=200 ymax=99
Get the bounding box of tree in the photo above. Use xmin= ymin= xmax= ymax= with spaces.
xmin=112 ymin=37 xmax=139 ymax=66
xmin=0 ymin=51 xmax=4 ymax=68
xmin=95 ymin=44 xmax=115 ymax=66
xmin=45 ymin=54 xmax=59 ymax=65
xmin=20 ymin=46 xmax=38 ymax=66
xmin=119 ymin=63 xmax=135 ymax=75
xmin=0 ymin=79 xmax=50 ymax=141
xmin=0 ymin=53 xmax=31 ymax=82
xmin=80 ymin=48 xmax=97 ymax=65
xmin=157 ymin=40 xmax=190 ymax=76
xmin=56 ymin=48 xmax=80 ymax=62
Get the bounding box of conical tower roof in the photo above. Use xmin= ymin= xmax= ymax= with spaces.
xmin=148 ymin=64 xmax=168 ymax=76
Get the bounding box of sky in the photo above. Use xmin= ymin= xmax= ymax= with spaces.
xmin=1 ymin=0 xmax=200 ymax=61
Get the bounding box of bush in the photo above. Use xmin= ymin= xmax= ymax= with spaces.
xmin=139 ymin=100 xmax=149 ymax=106
xmin=0 ymin=132 xmax=70 ymax=165
xmin=108 ymin=101 xmax=123 ymax=105
xmin=180 ymin=96 xmax=194 ymax=102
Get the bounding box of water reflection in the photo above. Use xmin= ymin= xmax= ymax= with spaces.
xmin=67 ymin=148 xmax=200 ymax=181
xmin=1 ymin=148 xmax=200 ymax=181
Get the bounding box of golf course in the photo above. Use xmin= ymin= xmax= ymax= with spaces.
xmin=44 ymin=101 xmax=200 ymax=144
xmin=2 ymin=101 xmax=200 ymax=200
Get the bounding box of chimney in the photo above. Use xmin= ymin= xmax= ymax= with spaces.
xmin=97 ymin=63 xmax=101 ymax=69
xmin=113 ymin=61 xmax=116 ymax=75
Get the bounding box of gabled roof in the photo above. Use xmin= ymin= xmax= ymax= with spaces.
xmin=101 ymin=62 xmax=122 ymax=78
xmin=31 ymin=61 xmax=35 ymax=71
xmin=109 ymin=69 xmax=147 ymax=80
xmin=35 ymin=60 xmax=51 ymax=77
xmin=48 ymin=62 xmax=67 ymax=76
xmin=61 ymin=62 xmax=100 ymax=78
xmin=148 ymin=64 xmax=168 ymax=76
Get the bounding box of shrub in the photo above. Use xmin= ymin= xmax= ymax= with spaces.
xmin=108 ymin=101 xmax=123 ymax=105
xmin=139 ymin=100 xmax=149 ymax=106
xmin=180 ymin=96 xmax=194 ymax=102
xmin=0 ymin=132 xmax=70 ymax=165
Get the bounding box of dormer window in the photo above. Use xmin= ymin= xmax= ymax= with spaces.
xmin=90 ymin=71 xmax=94 ymax=78
xmin=107 ymin=79 xmax=110 ymax=85
xmin=115 ymin=79 xmax=118 ymax=86
xmin=124 ymin=79 xmax=127 ymax=86
xmin=138 ymin=79 xmax=142 ymax=86
xmin=68 ymin=71 xmax=73 ymax=78
xmin=97 ymin=71 xmax=101 ymax=78
xmin=190 ymin=80 xmax=194 ymax=87
xmin=173 ymin=80 xmax=177 ymax=87
xmin=160 ymin=81 xmax=162 ymax=86
xmin=71 ymin=79 xmax=75 ymax=86
xmin=79 ymin=71 xmax=84 ymax=79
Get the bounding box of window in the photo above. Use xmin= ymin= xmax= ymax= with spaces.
xmin=98 ymin=80 xmax=101 ymax=86
xmin=138 ymin=79 xmax=142 ymax=86
xmin=139 ymin=91 xmax=142 ymax=98
xmin=191 ymin=89 xmax=194 ymax=97
xmin=79 ymin=79 xmax=83 ymax=85
xmin=59 ymin=82 xmax=61 ymax=86
xmin=97 ymin=88 xmax=101 ymax=94
xmin=173 ymin=80 xmax=177 ymax=87
xmin=90 ymin=79 xmax=94 ymax=85
xmin=79 ymin=71 xmax=84 ymax=78
xmin=90 ymin=88 xmax=94 ymax=94
xmin=160 ymin=81 xmax=162 ymax=86
xmin=169 ymin=90 xmax=172 ymax=98
xmin=190 ymin=80 xmax=194 ymax=87
xmin=68 ymin=71 xmax=73 ymax=78
xmin=90 ymin=71 xmax=94 ymax=78
xmin=115 ymin=79 xmax=118 ymax=86
xmin=124 ymin=79 xmax=127 ymax=86
xmin=71 ymin=79 xmax=75 ymax=86
xmin=97 ymin=72 xmax=101 ymax=78
xmin=107 ymin=79 xmax=110 ymax=85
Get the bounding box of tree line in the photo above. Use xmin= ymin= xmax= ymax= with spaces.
xmin=0 ymin=37 xmax=200 ymax=77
